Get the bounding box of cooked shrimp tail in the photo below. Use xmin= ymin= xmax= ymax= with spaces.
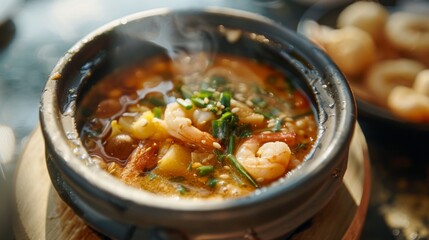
xmin=120 ymin=141 xmax=159 ymax=187
xmin=253 ymin=131 xmax=297 ymax=146
xmin=164 ymin=102 xmax=219 ymax=150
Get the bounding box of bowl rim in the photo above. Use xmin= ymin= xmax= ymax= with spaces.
xmin=40 ymin=7 xmax=356 ymax=212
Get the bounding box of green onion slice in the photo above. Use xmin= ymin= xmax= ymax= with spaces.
xmin=153 ymin=107 xmax=162 ymax=119
xmin=220 ymin=91 xmax=232 ymax=109
xmin=176 ymin=98 xmax=193 ymax=110
xmin=226 ymin=154 xmax=258 ymax=188
xmin=196 ymin=165 xmax=214 ymax=176
xmin=207 ymin=177 xmax=218 ymax=188
xmin=191 ymin=97 xmax=207 ymax=108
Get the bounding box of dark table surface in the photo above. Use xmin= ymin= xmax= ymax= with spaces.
xmin=0 ymin=0 xmax=428 ymax=239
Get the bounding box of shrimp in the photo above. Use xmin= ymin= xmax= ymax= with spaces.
xmin=386 ymin=12 xmax=429 ymax=58
xmin=337 ymin=1 xmax=388 ymax=42
xmin=235 ymin=132 xmax=296 ymax=183
xmin=164 ymin=102 xmax=219 ymax=150
xmin=231 ymin=99 xmax=264 ymax=126
xmin=365 ymin=59 xmax=426 ymax=106
xmin=120 ymin=141 xmax=159 ymax=188
xmin=387 ymin=86 xmax=429 ymax=122
xmin=301 ymin=21 xmax=376 ymax=77
xmin=413 ymin=69 xmax=429 ymax=96
xmin=323 ymin=27 xmax=376 ymax=77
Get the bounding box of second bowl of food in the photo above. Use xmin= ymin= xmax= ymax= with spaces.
xmin=298 ymin=0 xmax=429 ymax=132
xmin=40 ymin=8 xmax=356 ymax=239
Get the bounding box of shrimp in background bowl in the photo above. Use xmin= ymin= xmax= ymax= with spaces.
xmin=299 ymin=1 xmax=429 ymax=124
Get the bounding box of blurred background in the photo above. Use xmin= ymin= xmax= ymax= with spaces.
xmin=1 ymin=0 xmax=428 ymax=239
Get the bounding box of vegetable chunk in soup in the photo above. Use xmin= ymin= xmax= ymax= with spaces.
xmin=78 ymin=54 xmax=317 ymax=199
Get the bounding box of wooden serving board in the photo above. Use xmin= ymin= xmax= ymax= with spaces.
xmin=13 ymin=125 xmax=370 ymax=240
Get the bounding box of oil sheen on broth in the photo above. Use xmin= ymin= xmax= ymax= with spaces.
xmin=78 ymin=54 xmax=317 ymax=199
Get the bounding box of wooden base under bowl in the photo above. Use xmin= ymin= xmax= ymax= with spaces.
xmin=13 ymin=125 xmax=370 ymax=240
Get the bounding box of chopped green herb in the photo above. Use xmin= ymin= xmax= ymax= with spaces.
xmin=191 ymin=97 xmax=207 ymax=108
xmin=212 ymin=112 xmax=238 ymax=143
xmin=197 ymin=89 xmax=215 ymax=98
xmin=197 ymin=165 xmax=214 ymax=176
xmin=212 ymin=119 xmax=228 ymax=140
xmin=230 ymin=114 xmax=239 ymax=126
xmin=153 ymin=107 xmax=162 ymax=119
xmin=220 ymin=91 xmax=232 ymax=109
xmin=177 ymin=185 xmax=188 ymax=195
xmin=214 ymin=149 xmax=226 ymax=163
xmin=220 ymin=111 xmax=233 ymax=121
xmin=207 ymin=177 xmax=218 ymax=188
xmin=206 ymin=103 xmax=219 ymax=113
xmin=176 ymin=98 xmax=193 ymax=110
xmin=227 ymin=135 xmax=235 ymax=155
xmin=226 ymin=154 xmax=258 ymax=188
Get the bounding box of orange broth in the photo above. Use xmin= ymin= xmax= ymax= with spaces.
xmin=78 ymin=54 xmax=317 ymax=199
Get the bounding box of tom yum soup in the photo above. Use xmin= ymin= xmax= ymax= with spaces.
xmin=78 ymin=54 xmax=317 ymax=199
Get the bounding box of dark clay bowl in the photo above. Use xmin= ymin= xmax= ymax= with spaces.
xmin=40 ymin=8 xmax=356 ymax=239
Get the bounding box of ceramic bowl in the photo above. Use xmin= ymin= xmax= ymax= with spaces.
xmin=40 ymin=8 xmax=356 ymax=239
